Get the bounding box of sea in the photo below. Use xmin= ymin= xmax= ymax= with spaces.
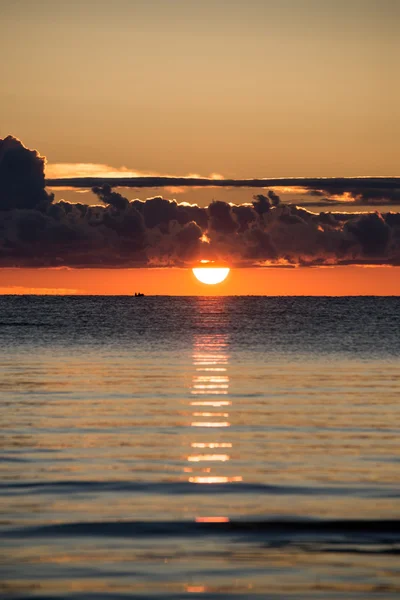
xmin=1 ymin=295 xmax=399 ymax=599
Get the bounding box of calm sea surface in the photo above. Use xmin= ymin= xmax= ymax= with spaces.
xmin=1 ymin=296 xmax=399 ymax=599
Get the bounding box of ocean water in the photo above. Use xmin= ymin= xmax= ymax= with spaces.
xmin=1 ymin=295 xmax=399 ymax=599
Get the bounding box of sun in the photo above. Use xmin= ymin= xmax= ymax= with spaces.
xmin=192 ymin=267 xmax=230 ymax=285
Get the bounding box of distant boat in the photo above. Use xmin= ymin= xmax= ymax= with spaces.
xmin=134 ymin=292 xmax=145 ymax=297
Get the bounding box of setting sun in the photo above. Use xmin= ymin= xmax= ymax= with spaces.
xmin=192 ymin=267 xmax=230 ymax=285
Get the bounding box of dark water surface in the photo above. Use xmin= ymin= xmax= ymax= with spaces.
xmin=1 ymin=296 xmax=399 ymax=598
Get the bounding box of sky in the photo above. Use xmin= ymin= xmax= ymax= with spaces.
xmin=0 ymin=266 xmax=399 ymax=296
xmin=0 ymin=0 xmax=399 ymax=294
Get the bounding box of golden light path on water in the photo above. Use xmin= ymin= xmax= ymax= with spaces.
xmin=186 ymin=318 xmax=242 ymax=524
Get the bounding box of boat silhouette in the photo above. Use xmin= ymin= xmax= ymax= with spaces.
xmin=134 ymin=292 xmax=145 ymax=297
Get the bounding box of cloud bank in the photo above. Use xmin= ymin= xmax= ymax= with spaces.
xmin=1 ymin=136 xmax=400 ymax=267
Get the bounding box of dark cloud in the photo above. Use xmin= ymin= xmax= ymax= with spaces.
xmin=344 ymin=212 xmax=391 ymax=256
xmin=267 ymin=190 xmax=280 ymax=206
xmin=46 ymin=174 xmax=400 ymax=194
xmin=252 ymin=194 xmax=272 ymax=217
xmin=0 ymin=136 xmax=54 ymax=210
xmin=208 ymin=200 xmax=238 ymax=234
xmin=1 ymin=136 xmax=400 ymax=267
xmin=46 ymin=165 xmax=400 ymax=205
xmin=92 ymin=184 xmax=129 ymax=210
xmin=306 ymin=185 xmax=400 ymax=206
xmin=356 ymin=188 xmax=400 ymax=204
xmin=231 ymin=204 xmax=257 ymax=232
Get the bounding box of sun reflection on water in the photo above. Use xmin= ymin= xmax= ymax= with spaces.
xmin=186 ymin=317 xmax=242 ymax=490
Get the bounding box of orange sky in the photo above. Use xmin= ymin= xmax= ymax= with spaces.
xmin=0 ymin=266 xmax=398 ymax=296
xmin=1 ymin=1 xmax=399 ymax=178
xmin=1 ymin=2 xmax=399 ymax=294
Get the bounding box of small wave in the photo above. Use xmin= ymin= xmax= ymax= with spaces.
xmin=0 ymin=321 xmax=53 ymax=328
xmin=1 ymin=479 xmax=399 ymax=499
xmin=3 ymin=518 xmax=400 ymax=547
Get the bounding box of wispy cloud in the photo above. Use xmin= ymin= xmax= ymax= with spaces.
xmin=45 ymin=173 xmax=400 ymax=191
xmin=47 ymin=163 xmax=165 ymax=179
xmin=46 ymin=162 xmax=225 ymax=182
xmin=46 ymin=173 xmax=400 ymax=206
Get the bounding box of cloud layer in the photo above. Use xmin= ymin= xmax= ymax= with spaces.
xmin=46 ymin=173 xmax=400 ymax=202
xmin=1 ymin=136 xmax=400 ymax=267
